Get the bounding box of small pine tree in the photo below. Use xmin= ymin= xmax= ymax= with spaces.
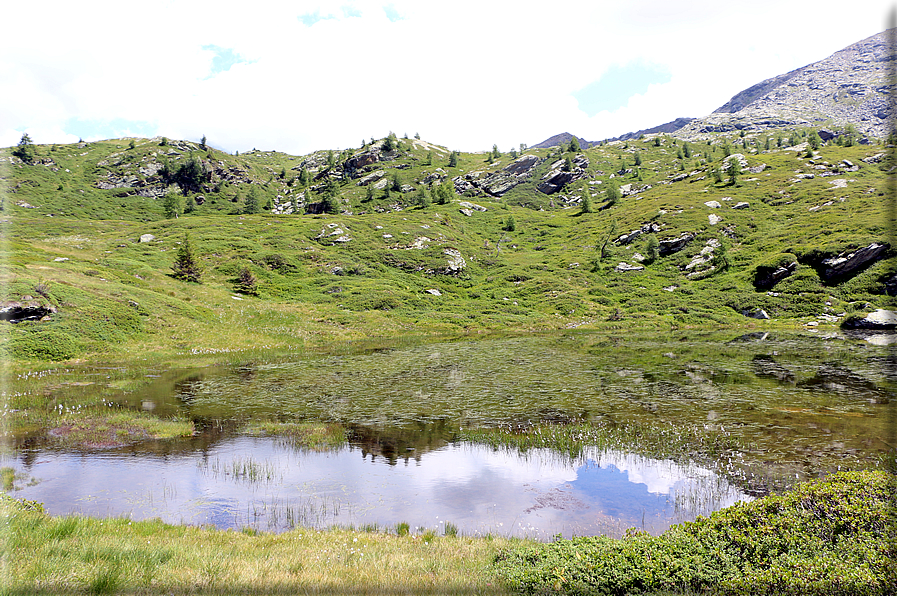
xmin=491 ymin=144 xmax=501 ymax=160
xmin=425 ymin=151 xmax=433 ymax=166
xmin=682 ymin=142 xmax=691 ymax=158
xmin=580 ymin=194 xmax=593 ymax=214
xmin=504 ymin=215 xmax=516 ymax=231
xmin=435 ymin=180 xmax=453 ymax=204
xmin=417 ymin=189 xmax=431 ymax=209
xmin=172 ymin=234 xmax=201 ymax=283
xmin=448 ymin=151 xmax=459 ymax=168
xmin=654 ymin=137 xmax=662 ymax=147
xmin=644 ymin=235 xmax=659 ymax=264
xmin=162 ymin=191 xmax=182 ymax=218
xmin=128 ymin=139 xmax=136 ymax=150
xmin=13 ymin=133 xmax=35 ymax=163
xmin=726 ymin=157 xmax=741 ymax=186
xmin=391 ymin=172 xmax=402 ymax=192
xmin=563 ymin=156 xmax=574 ymax=172
xmin=323 ymin=187 xmax=341 ymax=214
xmin=605 ymin=184 xmax=620 ymax=206
xmin=634 ymin=151 xmax=642 ymax=166
xmin=200 ymin=134 xmax=207 ymax=150
xmin=235 ymin=266 xmax=258 ymax=295
xmin=243 ymin=187 xmax=260 ymax=214
xmin=568 ymin=137 xmax=580 ymax=152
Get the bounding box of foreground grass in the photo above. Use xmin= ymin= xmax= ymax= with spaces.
xmin=493 ymin=470 xmax=897 ymax=595
xmin=3 ymin=471 xmax=894 ymax=595
xmin=0 ymin=496 xmax=519 ymax=595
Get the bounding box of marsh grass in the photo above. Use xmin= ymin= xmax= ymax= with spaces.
xmin=1 ymin=495 xmax=519 ymax=594
xmin=245 ymin=420 xmax=348 ymax=450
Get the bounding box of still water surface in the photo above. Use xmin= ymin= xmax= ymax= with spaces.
xmin=4 ymin=330 xmax=893 ymax=538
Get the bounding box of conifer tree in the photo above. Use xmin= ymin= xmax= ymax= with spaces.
xmin=235 ymin=266 xmax=258 ymax=295
xmin=172 ymin=234 xmax=202 ymax=282
xmin=13 ymin=133 xmax=35 ymax=163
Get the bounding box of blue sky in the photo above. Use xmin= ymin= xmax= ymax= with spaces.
xmin=1 ymin=0 xmax=892 ymax=154
xmin=573 ymin=62 xmax=672 ymax=117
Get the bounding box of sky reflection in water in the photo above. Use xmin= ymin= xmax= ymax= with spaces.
xmin=7 ymin=437 xmax=749 ymax=539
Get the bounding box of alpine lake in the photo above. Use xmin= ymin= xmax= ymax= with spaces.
xmin=3 ymin=329 xmax=894 ymax=540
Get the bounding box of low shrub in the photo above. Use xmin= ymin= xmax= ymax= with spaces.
xmin=493 ymin=471 xmax=896 ymax=595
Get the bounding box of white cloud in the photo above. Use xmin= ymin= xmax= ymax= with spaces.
xmin=2 ymin=0 xmax=893 ymax=153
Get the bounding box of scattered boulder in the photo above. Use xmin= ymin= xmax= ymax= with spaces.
xmin=616 ymin=222 xmax=661 ymax=245
xmin=615 ymin=262 xmax=644 ymax=272
xmin=841 ymin=309 xmax=897 ymax=330
xmin=708 ymin=214 xmax=722 ymax=225
xmin=754 ymin=260 xmax=797 ymax=290
xmin=425 ymin=289 xmax=442 ymax=296
xmin=742 ymin=308 xmax=770 ymax=320
xmin=443 ymin=249 xmax=466 ymax=274
xmin=139 ymin=234 xmax=155 ymax=243
xmin=356 ymin=170 xmax=386 ymax=186
xmin=315 ymin=222 xmax=351 ymax=243
xmin=820 ymin=242 xmax=888 ymax=283
xmin=733 ymin=201 xmax=750 ymax=209
xmin=458 ymin=201 xmax=487 ymax=212
xmin=704 ymin=200 xmax=722 ymax=208
xmin=862 ymin=152 xmax=885 ymax=164
xmin=659 ymin=233 xmax=694 ymax=256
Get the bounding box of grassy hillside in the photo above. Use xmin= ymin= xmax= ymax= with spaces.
xmin=1 ymin=130 xmax=893 ymax=363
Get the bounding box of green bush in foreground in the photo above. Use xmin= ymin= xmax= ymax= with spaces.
xmin=493 ymin=470 xmax=896 ymax=595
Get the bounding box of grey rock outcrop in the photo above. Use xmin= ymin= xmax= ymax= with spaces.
xmin=452 ymin=154 xmax=542 ymax=197
xmin=820 ymin=242 xmax=888 ymax=283
xmin=537 ymin=155 xmax=589 ymax=195
xmin=677 ymin=29 xmax=895 ymax=140
xmin=658 ymin=233 xmax=694 ymax=256
xmin=754 ymin=261 xmax=797 ymax=290
xmin=841 ymin=308 xmax=897 ymax=330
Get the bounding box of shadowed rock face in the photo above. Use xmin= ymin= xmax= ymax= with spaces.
xmin=819 ymin=243 xmax=889 ymax=283
xmin=754 ymin=261 xmax=798 ymax=290
xmin=453 ymin=154 xmax=543 ymax=197
xmin=0 ymin=302 xmax=55 ymax=323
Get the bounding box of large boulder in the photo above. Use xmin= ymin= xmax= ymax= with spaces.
xmin=343 ymin=150 xmax=380 ymax=178
xmin=537 ymin=155 xmax=589 ymax=195
xmin=841 ymin=309 xmax=897 ymax=330
xmin=457 ymin=154 xmax=542 ymax=197
xmin=754 ymin=260 xmax=797 ymax=290
xmin=658 ymin=233 xmax=694 ymax=256
xmin=820 ymin=242 xmax=888 ymax=283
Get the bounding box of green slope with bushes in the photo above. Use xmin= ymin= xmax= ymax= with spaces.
xmin=1 ymin=129 xmax=893 ymax=363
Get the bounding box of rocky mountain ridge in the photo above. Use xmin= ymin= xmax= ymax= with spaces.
xmin=678 ymin=29 xmax=894 ymax=140
xmin=535 ymin=29 xmax=893 ymax=148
